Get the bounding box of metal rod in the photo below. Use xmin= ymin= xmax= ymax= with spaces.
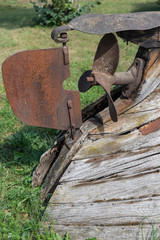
xmin=67 ymin=100 xmax=74 ymax=140
xmin=114 ymin=72 xmax=134 ymax=85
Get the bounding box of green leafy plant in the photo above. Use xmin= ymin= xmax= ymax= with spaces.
xmin=30 ymin=0 xmax=101 ymax=26
xmin=141 ymin=223 xmax=160 ymax=240
xmin=86 ymin=238 xmax=97 ymax=240
xmin=149 ymin=225 xmax=160 ymax=240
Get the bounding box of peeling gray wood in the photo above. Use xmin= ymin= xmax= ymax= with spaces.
xmin=46 ymin=197 xmax=160 ymax=226
xmin=73 ymin=128 xmax=160 ymax=160
xmin=61 ymin=146 xmax=160 ymax=182
xmin=52 ymin=171 xmax=160 ymax=204
xmin=32 ymin=147 xmax=58 ymax=187
xmin=46 ymin=224 xmax=160 ymax=240
xmin=41 ymin=123 xmax=99 ymax=199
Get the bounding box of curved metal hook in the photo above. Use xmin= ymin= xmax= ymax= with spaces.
xmin=51 ymin=25 xmax=72 ymax=43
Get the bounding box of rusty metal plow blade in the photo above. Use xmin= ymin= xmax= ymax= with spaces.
xmin=2 ymin=48 xmax=82 ymax=130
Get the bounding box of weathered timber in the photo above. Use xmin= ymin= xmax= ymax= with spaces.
xmin=43 ymin=224 xmax=160 ymax=240
xmin=43 ymin=90 xmax=160 ymax=239
xmin=42 ymin=47 xmax=160 ymax=240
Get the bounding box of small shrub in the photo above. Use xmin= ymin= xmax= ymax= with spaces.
xmin=30 ymin=0 xmax=101 ymax=26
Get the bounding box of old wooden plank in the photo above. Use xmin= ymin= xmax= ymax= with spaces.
xmin=41 ymin=124 xmax=99 ymax=199
xmin=61 ymin=146 xmax=160 ymax=182
xmin=52 ymin=170 xmax=160 ymax=204
xmin=45 ymin=197 xmax=160 ymax=226
xmin=46 ymin=224 xmax=160 ymax=240
xmin=32 ymin=130 xmax=69 ymax=187
xmin=32 ymin=147 xmax=58 ymax=188
xmin=73 ymin=127 xmax=160 ymax=160
xmin=41 ymin=144 xmax=70 ymax=199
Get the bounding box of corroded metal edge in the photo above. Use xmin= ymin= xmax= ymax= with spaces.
xmin=69 ymin=12 xmax=160 ymax=34
xmin=51 ymin=12 xmax=160 ymax=43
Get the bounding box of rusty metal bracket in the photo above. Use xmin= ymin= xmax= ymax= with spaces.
xmin=67 ymin=100 xmax=76 ymax=139
xmin=121 ymin=58 xmax=144 ymax=98
xmin=60 ymin=33 xmax=70 ymax=65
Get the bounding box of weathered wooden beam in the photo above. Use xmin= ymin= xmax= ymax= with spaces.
xmin=46 ymin=198 xmax=160 ymax=226
xmin=45 ymin=224 xmax=160 ymax=240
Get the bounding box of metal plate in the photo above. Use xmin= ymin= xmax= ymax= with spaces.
xmin=69 ymin=12 xmax=160 ymax=35
xmin=52 ymin=12 xmax=160 ymax=42
xmin=2 ymin=48 xmax=82 ymax=130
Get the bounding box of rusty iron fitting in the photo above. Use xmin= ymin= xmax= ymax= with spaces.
xmin=60 ymin=33 xmax=70 ymax=65
xmin=86 ymin=76 xmax=94 ymax=82
xmin=51 ymin=25 xmax=71 ymax=43
xmin=67 ymin=100 xmax=73 ymax=109
xmin=90 ymin=70 xmax=135 ymax=88
xmin=63 ymin=44 xmax=69 ymax=65
xmin=114 ymin=71 xmax=135 ymax=85
xmin=67 ymin=100 xmax=75 ymax=129
xmin=67 ymin=100 xmax=76 ymax=139
xmin=86 ymin=76 xmax=97 ymax=86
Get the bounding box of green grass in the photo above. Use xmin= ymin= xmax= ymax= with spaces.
xmin=0 ymin=0 xmax=160 ymax=239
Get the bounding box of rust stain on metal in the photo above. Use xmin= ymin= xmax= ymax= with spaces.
xmin=2 ymin=48 xmax=82 ymax=130
xmin=139 ymin=118 xmax=160 ymax=135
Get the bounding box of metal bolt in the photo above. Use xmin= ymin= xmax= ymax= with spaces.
xmin=86 ymin=76 xmax=95 ymax=82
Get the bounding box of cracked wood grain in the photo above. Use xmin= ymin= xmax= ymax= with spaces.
xmin=45 ymin=224 xmax=160 ymax=240
xmin=45 ymin=197 xmax=160 ymax=226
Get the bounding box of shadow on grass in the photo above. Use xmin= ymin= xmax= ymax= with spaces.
xmin=0 ymin=4 xmax=36 ymax=29
xmin=0 ymin=125 xmax=58 ymax=168
xmin=132 ymin=1 xmax=160 ymax=12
